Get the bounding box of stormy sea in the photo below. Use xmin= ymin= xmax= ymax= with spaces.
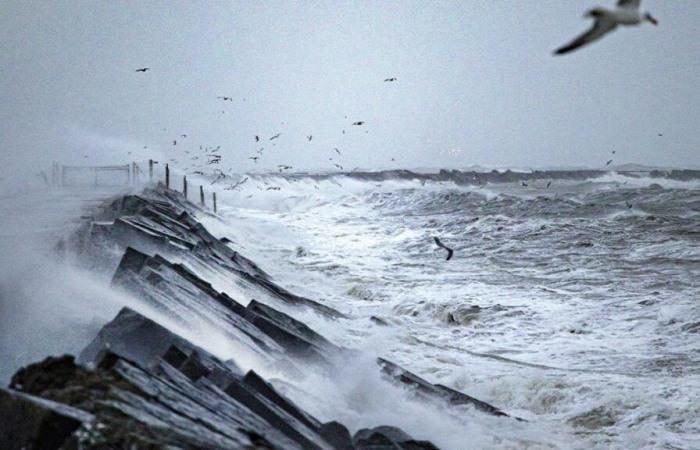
xmin=1 ymin=168 xmax=699 ymax=449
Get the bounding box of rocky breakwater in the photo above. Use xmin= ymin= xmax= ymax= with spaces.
xmin=1 ymin=184 xmax=516 ymax=449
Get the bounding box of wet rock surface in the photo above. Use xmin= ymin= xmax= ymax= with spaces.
xmin=1 ymin=185 xmax=515 ymax=448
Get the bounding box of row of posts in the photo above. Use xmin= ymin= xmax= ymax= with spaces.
xmin=153 ymin=159 xmax=217 ymax=214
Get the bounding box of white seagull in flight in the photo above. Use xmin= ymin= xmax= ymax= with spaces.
xmin=554 ymin=0 xmax=657 ymax=55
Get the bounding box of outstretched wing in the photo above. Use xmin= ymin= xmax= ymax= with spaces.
xmin=617 ymin=0 xmax=641 ymax=9
xmin=445 ymin=247 xmax=454 ymax=261
xmin=554 ymin=17 xmax=617 ymax=55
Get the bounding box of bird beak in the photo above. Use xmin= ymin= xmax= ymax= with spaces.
xmin=647 ymin=15 xmax=658 ymax=26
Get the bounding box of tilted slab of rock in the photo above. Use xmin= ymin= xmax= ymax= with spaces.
xmin=73 ymin=184 xmax=343 ymax=318
xmin=377 ymin=357 xmax=513 ymax=419
xmin=0 ymin=387 xmax=94 ymax=450
xmin=110 ymin=247 xmax=344 ymax=365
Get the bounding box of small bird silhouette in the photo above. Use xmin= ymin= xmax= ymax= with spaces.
xmin=173 ymin=140 xmax=177 ymax=146
xmin=135 ymin=68 xmax=149 ymax=72
xmin=217 ymin=96 xmax=233 ymax=101
xmin=384 ymin=77 xmax=397 ymax=82
xmin=546 ymin=181 xmax=552 ymax=189
xmin=333 ymin=163 xmax=344 ymax=171
xmin=270 ymin=133 xmax=281 ymax=140
xmin=606 ymin=159 xmax=613 ymax=166
xmin=307 ymin=135 xmax=313 ymax=142
xmin=433 ymin=237 xmax=454 ymax=261
xmin=255 ymin=135 xmax=260 ymax=142
xmin=334 ymin=148 xmax=341 ymax=155
xmin=352 ymin=121 xmax=365 ymax=126
xmin=249 ymin=156 xmax=259 ymax=163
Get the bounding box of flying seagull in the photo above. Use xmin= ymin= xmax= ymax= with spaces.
xmin=606 ymin=159 xmax=613 ymax=166
xmin=217 ymin=96 xmax=233 ymax=101
xmin=384 ymin=77 xmax=397 ymax=82
xmin=135 ymin=67 xmax=150 ymax=72
xmin=249 ymin=156 xmax=259 ymax=163
xmin=270 ymin=133 xmax=281 ymax=140
xmin=433 ymin=237 xmax=454 ymax=261
xmin=307 ymin=135 xmax=313 ymax=142
xmin=255 ymin=135 xmax=260 ymax=142
xmin=554 ymin=0 xmax=657 ymax=55
xmin=334 ymin=148 xmax=341 ymax=155
xmin=352 ymin=121 xmax=365 ymax=126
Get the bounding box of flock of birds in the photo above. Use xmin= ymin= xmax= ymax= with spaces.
xmin=130 ymin=0 xmax=659 ymax=262
xmin=132 ymin=73 xmax=396 ymax=191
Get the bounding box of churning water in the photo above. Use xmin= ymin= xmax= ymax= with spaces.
xmin=202 ymin=172 xmax=700 ymax=449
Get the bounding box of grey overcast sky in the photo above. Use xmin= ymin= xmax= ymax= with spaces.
xmin=1 ymin=0 xmax=699 ymax=176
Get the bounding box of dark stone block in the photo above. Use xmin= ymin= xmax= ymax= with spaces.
xmin=224 ymin=379 xmax=321 ymax=450
xmin=78 ymin=307 xmax=242 ymax=378
xmin=243 ymin=370 xmax=320 ymax=432
xmin=355 ymin=426 xmax=412 ymax=449
xmin=162 ymin=344 xmax=189 ymax=368
xmin=243 ymin=300 xmax=341 ymax=360
xmin=179 ymin=352 xmax=212 ymax=382
xmin=319 ymin=421 xmax=354 ymax=450
xmin=0 ymin=388 xmax=92 ymax=450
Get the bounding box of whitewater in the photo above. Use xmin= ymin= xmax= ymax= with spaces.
xmin=1 ymin=171 xmax=699 ymax=449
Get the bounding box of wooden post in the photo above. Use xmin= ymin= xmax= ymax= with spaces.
xmin=149 ymin=159 xmax=154 ymax=182
xmin=165 ymin=164 xmax=170 ymax=189
xmin=213 ymin=192 xmax=217 ymax=213
xmin=199 ymin=185 xmax=205 ymax=206
xmin=183 ymin=176 xmax=188 ymax=198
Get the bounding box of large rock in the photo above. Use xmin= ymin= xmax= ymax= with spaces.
xmin=377 ymin=358 xmax=512 ymax=419
xmin=0 ymin=388 xmax=93 ymax=450
xmin=353 ymin=426 xmax=439 ymax=450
